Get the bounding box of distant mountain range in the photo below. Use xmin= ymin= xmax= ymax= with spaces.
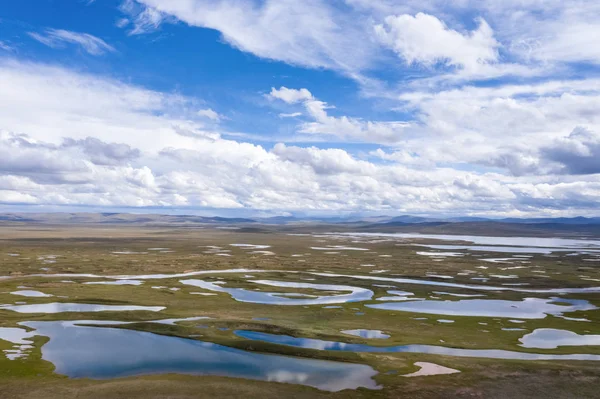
xmin=1 ymin=212 xmax=600 ymax=226
xmin=0 ymin=212 xmax=256 ymax=225
xmin=3 ymin=212 xmax=600 ymax=238
xmin=365 ymin=215 xmax=600 ymax=225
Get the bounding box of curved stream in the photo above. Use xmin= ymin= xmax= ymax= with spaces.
xmin=234 ymin=331 xmax=600 ymax=361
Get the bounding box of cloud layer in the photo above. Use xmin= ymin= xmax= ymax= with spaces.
xmin=1 ymin=0 xmax=600 ymax=216
xmin=1 ymin=59 xmax=599 ymax=217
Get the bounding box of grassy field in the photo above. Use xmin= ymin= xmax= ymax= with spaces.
xmin=1 ymin=224 xmax=600 ymax=398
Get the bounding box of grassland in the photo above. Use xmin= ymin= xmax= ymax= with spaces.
xmin=1 ymin=224 xmax=600 ymax=398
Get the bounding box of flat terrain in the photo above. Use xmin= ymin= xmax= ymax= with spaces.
xmin=1 ymin=224 xmax=600 ymax=398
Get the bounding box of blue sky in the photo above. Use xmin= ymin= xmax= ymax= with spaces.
xmin=1 ymin=0 xmax=600 ymax=217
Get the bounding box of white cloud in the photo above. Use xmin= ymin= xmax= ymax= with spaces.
xmin=1 ymin=51 xmax=600 ymax=215
xmin=0 ymin=59 xmax=206 ymax=153
xmin=540 ymin=127 xmax=600 ymax=175
xmin=123 ymin=0 xmax=377 ymax=75
xmin=390 ymin=79 xmax=600 ymax=175
xmin=115 ymin=18 xmax=130 ymax=28
xmin=108 ymin=0 xmax=600 ymax=95
xmin=375 ymin=13 xmax=499 ymax=71
xmin=268 ymin=87 xmax=313 ymax=104
xmin=366 ymin=0 xmax=600 ymax=68
xmin=0 ymin=41 xmax=14 ymax=52
xmin=28 ymin=29 xmax=115 ymax=55
xmin=111 ymin=0 xmax=600 ymax=89
xmin=120 ymin=0 xmax=169 ymax=35
xmin=524 ymin=22 xmax=600 ymax=64
xmin=269 ymin=86 xmax=410 ymax=143
xmin=370 ymin=148 xmax=433 ymax=168
xmin=197 ymin=108 xmax=222 ymax=121
xmin=279 ymin=112 xmax=302 ymax=118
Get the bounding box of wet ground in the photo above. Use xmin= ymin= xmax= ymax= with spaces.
xmin=1 ymin=225 xmax=600 ymax=398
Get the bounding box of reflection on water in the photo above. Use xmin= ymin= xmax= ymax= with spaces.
xmin=12 ymin=321 xmax=379 ymax=392
xmin=10 ymin=290 xmax=53 ymax=297
xmin=415 ymin=244 xmax=577 ymax=254
xmin=310 ymin=272 xmax=600 ymax=294
xmin=84 ymin=280 xmax=143 ymax=286
xmin=519 ymin=329 xmax=600 ymax=349
xmin=367 ymin=297 xmax=595 ymax=319
xmin=5 ymin=268 xmax=599 ymax=297
xmin=235 ymin=331 xmax=600 ymax=361
xmin=0 ymin=303 xmax=165 ymax=313
xmin=336 ymin=233 xmax=600 ymax=250
xmin=0 ymin=327 xmax=37 ymax=360
xmin=341 ymin=329 xmax=390 ymax=339
xmin=180 ymin=279 xmax=373 ymax=305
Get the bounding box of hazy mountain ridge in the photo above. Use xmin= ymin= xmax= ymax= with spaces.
xmin=2 ymin=212 xmax=600 ymax=226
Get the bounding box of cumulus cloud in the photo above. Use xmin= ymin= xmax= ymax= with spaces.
xmin=268 ymin=87 xmax=314 ymax=104
xmin=0 ymin=58 xmax=205 ymax=152
xmin=2 ymin=13 xmax=600 ymax=219
xmin=28 ymin=29 xmax=115 ymax=55
xmin=0 ymin=132 xmax=91 ymax=184
xmin=61 ymin=137 xmax=141 ymax=166
xmin=270 ymin=86 xmax=410 ymax=143
xmin=350 ymin=0 xmax=600 ymax=66
xmin=2 ymin=120 xmax=600 ymax=214
xmin=375 ymin=13 xmax=499 ymax=71
xmin=272 ymin=143 xmax=372 ymax=175
xmin=541 ymin=127 xmax=600 ymax=175
xmin=392 ymin=79 xmax=600 ymax=174
xmin=110 ymin=0 xmax=600 ymax=92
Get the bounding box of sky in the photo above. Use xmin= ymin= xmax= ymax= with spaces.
xmin=1 ymin=0 xmax=600 ymax=218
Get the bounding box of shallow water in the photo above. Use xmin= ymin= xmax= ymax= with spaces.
xmin=235 ymin=331 xmax=600 ymax=361
xmin=519 ymin=329 xmax=600 ymax=349
xmin=250 ymin=251 xmax=276 ymax=255
xmin=149 ymin=316 xmax=211 ymax=325
xmin=0 ymin=327 xmax=37 ymax=359
xmin=3 ymin=268 xmax=268 ymax=282
xmin=180 ymin=279 xmax=373 ymax=305
xmin=230 ymin=244 xmax=271 ymax=249
xmin=6 ymin=268 xmax=600 ymax=297
xmin=13 ymin=321 xmax=379 ymax=391
xmin=84 ymin=280 xmax=143 ymax=286
xmin=416 ymin=251 xmax=464 ymax=257
xmin=416 ymin=244 xmax=581 ymax=254
xmin=376 ymin=296 xmax=424 ymax=302
xmin=337 ymin=233 xmax=600 ymax=250
xmin=310 ymin=246 xmax=369 ymax=251
xmin=426 ymin=274 xmax=454 ymax=279
xmin=10 ymin=290 xmax=53 ymax=297
xmin=309 ymin=272 xmax=600 ymax=294
xmin=402 ymin=362 xmax=460 ymax=377
xmin=0 ymin=303 xmax=165 ymax=313
xmin=367 ymin=297 xmax=595 ymax=319
xmin=432 ymin=291 xmax=485 ymax=298
xmin=341 ymin=329 xmax=390 ymax=339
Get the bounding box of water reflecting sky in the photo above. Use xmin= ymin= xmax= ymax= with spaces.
xmin=17 ymin=321 xmax=380 ymax=392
